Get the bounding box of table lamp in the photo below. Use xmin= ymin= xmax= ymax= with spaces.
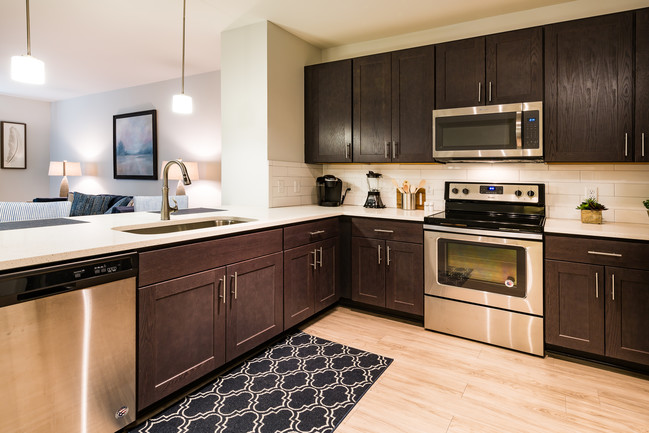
xmin=49 ymin=160 xmax=82 ymax=198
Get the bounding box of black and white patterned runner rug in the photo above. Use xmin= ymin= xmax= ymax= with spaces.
xmin=130 ymin=331 xmax=392 ymax=433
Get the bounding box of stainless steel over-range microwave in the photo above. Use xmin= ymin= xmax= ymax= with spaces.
xmin=432 ymin=101 xmax=543 ymax=162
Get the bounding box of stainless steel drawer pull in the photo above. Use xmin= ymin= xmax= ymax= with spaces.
xmin=642 ymin=133 xmax=646 ymax=158
xmin=612 ymin=274 xmax=615 ymax=301
xmin=311 ymin=250 xmax=317 ymax=269
xmin=346 ymin=143 xmax=351 ymax=159
xmin=624 ymin=133 xmax=628 ymax=157
xmin=478 ymin=82 xmax=482 ymax=102
xmin=309 ymin=230 xmax=325 ymax=236
xmin=231 ymin=272 xmax=238 ymax=300
xmin=587 ymin=251 xmax=622 ymax=257
xmin=318 ymin=247 xmax=323 ymax=268
xmin=392 ymin=141 xmax=398 ymax=159
xmin=387 ymin=246 xmax=391 ymax=266
xmin=373 ymin=229 xmax=394 ymax=233
xmin=385 ymin=142 xmax=390 ymax=159
xmin=377 ymin=244 xmax=382 ymax=264
xmin=488 ymin=81 xmax=492 ymax=102
xmin=595 ymin=272 xmax=599 ymax=299
xmin=220 ymin=275 xmax=226 ymax=303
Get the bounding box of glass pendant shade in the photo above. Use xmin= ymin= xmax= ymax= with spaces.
xmin=11 ymin=54 xmax=45 ymax=84
xmin=172 ymin=93 xmax=193 ymax=114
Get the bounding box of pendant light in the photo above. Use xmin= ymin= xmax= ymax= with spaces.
xmin=11 ymin=0 xmax=45 ymax=85
xmin=172 ymin=0 xmax=192 ymax=114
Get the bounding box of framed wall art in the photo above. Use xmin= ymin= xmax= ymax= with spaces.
xmin=1 ymin=121 xmax=26 ymax=169
xmin=113 ymin=109 xmax=157 ymax=180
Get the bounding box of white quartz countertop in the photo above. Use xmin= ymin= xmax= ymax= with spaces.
xmin=0 ymin=205 xmax=425 ymax=271
xmin=544 ymin=218 xmax=649 ymax=242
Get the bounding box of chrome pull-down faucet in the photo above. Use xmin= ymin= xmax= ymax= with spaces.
xmin=161 ymin=159 xmax=191 ymax=220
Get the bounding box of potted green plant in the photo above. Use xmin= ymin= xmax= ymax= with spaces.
xmin=644 ymin=199 xmax=649 ymax=217
xmin=577 ymin=198 xmax=607 ymax=224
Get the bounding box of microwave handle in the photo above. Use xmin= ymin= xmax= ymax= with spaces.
xmin=516 ymin=110 xmax=522 ymax=150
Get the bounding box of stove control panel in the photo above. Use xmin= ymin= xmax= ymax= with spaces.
xmin=446 ymin=182 xmax=542 ymax=203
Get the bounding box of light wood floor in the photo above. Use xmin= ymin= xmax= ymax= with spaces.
xmin=300 ymin=306 xmax=649 ymax=433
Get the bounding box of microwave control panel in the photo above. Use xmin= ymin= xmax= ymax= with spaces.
xmin=522 ymin=110 xmax=540 ymax=149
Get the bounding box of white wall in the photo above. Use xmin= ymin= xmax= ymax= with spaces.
xmin=321 ymin=0 xmax=649 ymax=62
xmin=49 ymin=71 xmax=221 ymax=207
xmin=0 ymin=95 xmax=51 ymax=201
xmin=221 ymin=21 xmax=320 ymax=207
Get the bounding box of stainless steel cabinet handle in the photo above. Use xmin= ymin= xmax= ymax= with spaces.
xmin=478 ymin=82 xmax=482 ymax=103
xmin=318 ymin=247 xmax=323 ymax=268
xmin=309 ymin=230 xmax=325 ymax=236
xmin=220 ymin=275 xmax=226 ymax=303
xmin=346 ymin=143 xmax=351 ymax=159
xmin=373 ymin=229 xmax=394 ymax=233
xmin=488 ymin=81 xmax=492 ymax=102
xmin=377 ymin=244 xmax=382 ymax=265
xmin=642 ymin=133 xmax=645 ymax=158
xmin=595 ymin=272 xmax=599 ymax=299
xmin=587 ymin=251 xmax=622 ymax=258
xmin=311 ymin=249 xmax=317 ymax=269
xmin=384 ymin=142 xmax=390 ymax=158
xmin=387 ymin=246 xmax=391 ymax=266
xmin=624 ymin=133 xmax=628 ymax=157
xmin=231 ymin=272 xmax=238 ymax=300
xmin=612 ymin=274 xmax=615 ymax=301
xmin=392 ymin=141 xmax=397 ymax=159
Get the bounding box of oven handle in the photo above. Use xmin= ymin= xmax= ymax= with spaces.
xmin=423 ymin=224 xmax=542 ymax=240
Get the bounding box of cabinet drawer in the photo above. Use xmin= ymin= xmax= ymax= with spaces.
xmin=139 ymin=229 xmax=283 ymax=286
xmin=351 ymin=218 xmax=422 ymax=244
xmin=545 ymin=234 xmax=649 ymax=270
xmin=284 ymin=218 xmax=339 ymax=249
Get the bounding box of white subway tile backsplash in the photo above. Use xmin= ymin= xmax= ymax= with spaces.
xmin=581 ymin=170 xmax=649 ymax=183
xmin=520 ymin=170 xmax=580 ymax=182
xmin=615 ymin=183 xmax=649 ymax=198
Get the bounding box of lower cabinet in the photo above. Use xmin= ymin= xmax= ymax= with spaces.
xmin=545 ymin=234 xmax=649 ymax=368
xmin=351 ymin=218 xmax=423 ymax=316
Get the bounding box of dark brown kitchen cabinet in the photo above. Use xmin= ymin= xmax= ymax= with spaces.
xmin=351 ymin=218 xmax=423 ymax=316
xmin=138 ymin=269 xmax=226 ymax=409
xmin=284 ymin=219 xmax=340 ymax=329
xmin=226 ymin=252 xmax=283 ymax=361
xmin=636 ymin=9 xmax=649 ymax=162
xmin=435 ymin=27 xmax=542 ymax=109
xmin=305 ymin=60 xmax=352 ymax=163
xmin=545 ymin=234 xmax=649 ymax=368
xmin=352 ymin=46 xmax=434 ymax=163
xmin=544 ymin=12 xmax=634 ymax=162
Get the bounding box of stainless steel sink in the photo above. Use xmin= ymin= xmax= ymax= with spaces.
xmin=115 ymin=217 xmax=256 ymax=235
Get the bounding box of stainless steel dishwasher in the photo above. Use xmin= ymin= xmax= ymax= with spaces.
xmin=0 ymin=253 xmax=138 ymax=433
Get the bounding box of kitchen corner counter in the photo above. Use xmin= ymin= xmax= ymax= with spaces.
xmin=544 ymin=218 xmax=649 ymax=242
xmin=0 ymin=205 xmax=426 ymax=271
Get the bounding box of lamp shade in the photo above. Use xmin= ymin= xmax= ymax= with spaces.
xmin=172 ymin=94 xmax=193 ymax=114
xmin=48 ymin=161 xmax=82 ymax=177
xmin=160 ymin=161 xmax=199 ymax=181
xmin=11 ymin=55 xmax=45 ymax=84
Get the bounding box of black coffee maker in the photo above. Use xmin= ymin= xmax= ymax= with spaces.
xmin=316 ymin=175 xmax=350 ymax=206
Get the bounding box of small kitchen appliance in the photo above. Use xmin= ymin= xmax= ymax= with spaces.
xmin=316 ymin=175 xmax=349 ymax=206
xmin=363 ymin=171 xmax=385 ymax=208
xmin=423 ymin=181 xmax=545 ymax=356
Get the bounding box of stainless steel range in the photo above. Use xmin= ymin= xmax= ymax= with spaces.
xmin=423 ymin=181 xmax=545 ymax=356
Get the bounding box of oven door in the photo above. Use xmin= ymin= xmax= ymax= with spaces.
xmin=424 ymin=229 xmax=543 ymax=316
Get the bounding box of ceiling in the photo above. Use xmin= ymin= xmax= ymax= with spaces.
xmin=0 ymin=0 xmax=576 ymax=101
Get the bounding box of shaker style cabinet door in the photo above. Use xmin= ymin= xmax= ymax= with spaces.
xmin=435 ymin=37 xmax=485 ymax=109
xmin=385 ymin=240 xmax=423 ymax=315
xmin=351 ymin=237 xmax=386 ymax=307
xmin=605 ymin=267 xmax=649 ymax=365
xmin=226 ymin=252 xmax=283 ymax=362
xmin=544 ymin=260 xmax=605 ymax=355
xmin=485 ymin=27 xmax=543 ymax=105
xmin=305 ymin=60 xmax=352 ymax=163
xmin=636 ymin=8 xmax=649 ymax=162
xmin=283 ymin=244 xmax=316 ymax=329
xmin=138 ymin=268 xmax=227 ymax=410
xmin=544 ymin=12 xmax=633 ymax=162
xmin=352 ymin=53 xmax=393 ymax=162
xmin=314 ymin=237 xmax=339 ymax=312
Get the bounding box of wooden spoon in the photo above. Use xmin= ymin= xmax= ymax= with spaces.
xmin=414 ymin=179 xmax=426 ymax=193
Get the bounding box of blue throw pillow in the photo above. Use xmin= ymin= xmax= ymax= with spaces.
xmin=70 ymin=192 xmax=115 ymax=216
xmin=105 ymin=196 xmax=133 ymax=214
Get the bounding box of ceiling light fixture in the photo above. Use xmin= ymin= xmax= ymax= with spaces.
xmin=11 ymin=0 xmax=45 ymax=85
xmin=172 ymin=0 xmax=192 ymax=114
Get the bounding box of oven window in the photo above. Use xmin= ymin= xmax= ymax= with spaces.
xmin=435 ymin=112 xmax=517 ymax=151
xmin=437 ymin=239 xmax=526 ymax=297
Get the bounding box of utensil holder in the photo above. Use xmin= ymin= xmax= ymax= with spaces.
xmin=401 ymin=193 xmax=416 ymax=210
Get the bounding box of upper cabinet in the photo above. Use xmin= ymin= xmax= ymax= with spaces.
xmin=435 ymin=27 xmax=543 ymax=109
xmin=305 ymin=60 xmax=352 ymax=163
xmin=636 ymin=9 xmax=649 ymax=162
xmin=544 ymin=12 xmax=634 ymax=162
xmin=353 ymin=45 xmax=435 ymax=163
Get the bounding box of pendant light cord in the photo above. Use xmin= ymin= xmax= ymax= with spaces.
xmin=26 ymin=0 xmax=32 ymax=56
xmin=181 ymin=0 xmax=186 ymax=94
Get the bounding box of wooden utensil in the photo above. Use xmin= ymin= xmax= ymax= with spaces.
xmin=414 ymin=179 xmax=426 ymax=193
